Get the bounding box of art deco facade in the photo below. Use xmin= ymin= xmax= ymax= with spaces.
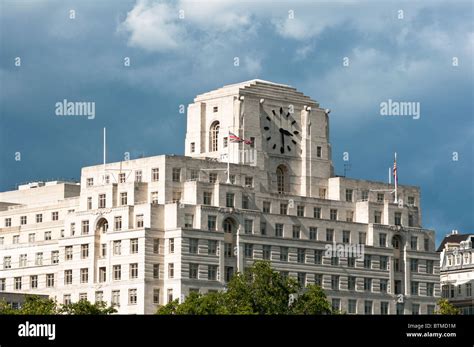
xmin=0 ymin=80 xmax=439 ymax=314
xmin=438 ymin=231 xmax=473 ymax=314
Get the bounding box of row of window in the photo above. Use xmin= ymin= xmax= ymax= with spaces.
xmin=331 ymin=299 xmax=432 ymax=315
xmin=343 ymin=189 xmax=416 ymax=205
xmin=441 ymin=283 xmax=473 ymax=298
xmin=86 ymin=169 xmax=158 ymax=187
xmin=3 ymin=211 xmax=59 ymax=227
xmin=62 ymin=288 xmax=142 ymax=307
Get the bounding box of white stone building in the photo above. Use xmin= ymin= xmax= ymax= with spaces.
xmin=438 ymin=231 xmax=474 ymax=314
xmin=0 ymin=80 xmax=439 ymax=314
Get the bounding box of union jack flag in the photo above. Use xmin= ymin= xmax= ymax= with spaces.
xmin=229 ymin=132 xmax=243 ymax=143
xmin=393 ymin=156 xmax=398 ymax=185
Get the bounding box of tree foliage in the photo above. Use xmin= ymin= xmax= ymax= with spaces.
xmin=435 ymin=299 xmax=460 ymax=315
xmin=0 ymin=296 xmax=116 ymax=315
xmin=157 ymin=261 xmax=333 ymax=315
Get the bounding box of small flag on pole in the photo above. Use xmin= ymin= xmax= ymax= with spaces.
xmin=393 ymin=154 xmax=398 ymax=185
xmin=229 ymin=132 xmax=243 ymax=143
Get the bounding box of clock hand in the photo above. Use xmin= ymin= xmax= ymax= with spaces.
xmin=279 ymin=128 xmax=294 ymax=137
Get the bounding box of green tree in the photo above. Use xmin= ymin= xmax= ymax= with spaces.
xmin=61 ymin=300 xmax=117 ymax=315
xmin=0 ymin=296 xmax=58 ymax=315
xmin=435 ymin=299 xmax=460 ymax=315
xmin=156 ymin=261 xmax=333 ymax=315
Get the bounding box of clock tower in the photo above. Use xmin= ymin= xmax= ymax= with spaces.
xmin=185 ymin=79 xmax=334 ymax=197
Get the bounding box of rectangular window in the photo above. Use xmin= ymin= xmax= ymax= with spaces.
xmin=130 ymin=263 xmax=138 ymax=279
xmin=379 ymin=233 xmax=386 ymax=247
xmin=209 ymin=173 xmax=217 ymax=183
xmin=223 ymin=138 xmax=228 ymax=148
xmin=120 ymin=192 xmax=127 ymax=206
xmin=19 ymin=254 xmax=27 ymax=267
xmin=130 ymin=238 xmax=138 ymax=254
xmin=172 ymin=168 xmax=181 ymax=182
xmin=364 ymin=255 xmax=372 ymax=269
xmin=380 ymin=279 xmax=388 ymax=293
xmin=326 ymin=229 xmax=334 ymax=242
xmin=224 ymin=243 xmax=232 ymax=257
xmin=80 ymin=268 xmax=89 ymax=283
xmin=410 ymin=259 xmax=418 ymax=273
xmin=65 ymin=246 xmax=73 ymax=261
xmin=28 ymin=233 xmax=35 ymax=243
xmin=81 ymin=220 xmax=89 ymax=235
xmin=348 ymin=299 xmax=357 ymax=314
xmin=99 ymin=267 xmax=106 ymax=282
xmin=4 ymin=256 xmax=11 ymax=269
xmin=297 ymin=205 xmax=305 ymax=217
xmin=189 ymin=238 xmax=198 ymax=254
xmin=184 ymin=214 xmax=194 ymax=228
xmin=153 ymin=264 xmax=160 ymax=279
xmin=297 ymin=249 xmax=305 ymax=263
xmin=153 ymin=238 xmax=160 ymax=254
xmin=280 ymin=203 xmax=288 ymax=215
xmin=348 ymin=276 xmax=356 ymax=291
xmin=297 ymin=273 xmax=306 ymax=287
xmin=87 ymin=197 xmax=92 ymax=210
xmin=208 ymin=265 xmax=217 ymax=280
xmin=342 ymin=230 xmax=350 ymax=244
xmin=51 ymin=251 xmax=59 ymax=264
xmin=359 ymin=232 xmax=366 ymax=245
xmin=381 ymin=302 xmax=389 ymax=315
xmin=313 ymin=207 xmax=321 ymax=219
xmin=411 ymin=281 xmax=419 ymax=296
xmin=316 ymin=146 xmax=322 ymax=158
xmin=189 ymin=263 xmax=198 ymax=279
xmin=377 ymin=193 xmax=384 ymax=202
xmin=244 ymin=244 xmax=253 ymax=258
xmin=410 ymin=236 xmax=417 ymax=250
xmin=114 ymin=216 xmax=122 ymax=231
xmin=361 ymin=190 xmax=369 ymax=201
xmin=98 ymin=194 xmax=106 ymax=208
xmin=309 ymin=227 xmax=317 ymax=240
xmin=113 ymin=265 xmax=121 ymax=280
xmin=167 ymin=289 xmax=173 ymax=303
xmin=364 ymin=301 xmax=373 ymax=315
xmin=292 ymin=225 xmax=300 ymax=239
xmin=52 ymin=211 xmax=59 ymax=221
xmin=30 ymin=275 xmax=38 ymax=289
xmin=314 ymin=274 xmax=323 ymax=287
xmin=427 ymin=283 xmax=434 ymax=297
xmin=151 ymin=191 xmax=159 ymax=204
xmin=113 ymin=241 xmax=121 ymax=255
xmin=330 ymin=209 xmax=337 ymax=221
xmin=81 ymin=244 xmax=89 ymax=259
xmin=15 ymin=277 xmax=22 ymax=290
xmin=152 ymin=168 xmax=159 ymax=181
xmin=260 ymin=221 xmax=267 ymax=235
xmin=347 ymin=256 xmax=356 ymax=268
xmin=345 ymin=189 xmax=353 ymax=202
xmin=245 ymin=176 xmax=253 ymax=187
xmin=262 ymin=201 xmax=271 ymax=213
xmin=394 ymin=212 xmax=402 ymax=226
xmin=275 ymin=223 xmax=283 ymax=238
xmin=424 ymin=238 xmax=430 ymax=252
xmin=408 ymin=214 xmax=414 ymax=227
xmin=364 ymin=278 xmax=372 ymax=291
xmin=242 ymin=195 xmax=250 ymax=209
xmin=36 ymin=214 xmax=43 ymax=223
xmin=46 ymin=274 xmax=55 ymax=288
xmin=426 ymin=260 xmax=434 ymax=274
xmin=86 ymin=178 xmax=94 ymax=187
xmin=203 ymin=192 xmax=212 ymax=205
xmin=136 ymin=214 xmax=144 ymax=228
xmin=112 ymin=291 xmax=120 ymax=307
xmin=5 ymin=218 xmax=12 ymax=227
xmin=243 ymin=219 xmax=253 ymax=234
xmin=374 ymin=211 xmax=382 ymax=224
xmin=331 ymin=256 xmax=339 ymax=266
xmin=168 ymin=263 xmax=174 ymax=278
xmin=408 ymin=196 xmax=415 ymax=205
xmin=169 ymin=238 xmax=175 ymax=253
xmin=207 ymin=215 xmax=217 ymax=231
xmin=263 ymin=245 xmax=271 ymax=260
xmin=346 ymin=210 xmax=354 ymax=222
xmin=331 ymin=275 xmax=339 ymax=290
xmin=13 ymin=235 xmax=19 ymax=244
xmin=44 ymin=231 xmax=51 ymax=240
xmin=134 ymin=170 xmax=142 ymax=183
xmin=208 ymin=240 xmax=217 ymax=255
xmin=129 ymin=289 xmax=137 ymax=305
xmin=380 ymin=256 xmax=388 ymax=270
xmin=280 ymin=247 xmax=288 ymax=262
xmin=226 ymin=193 xmax=235 ymax=208
xmin=314 ymin=250 xmax=323 ymax=265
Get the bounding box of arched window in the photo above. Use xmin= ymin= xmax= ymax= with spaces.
xmin=223 ymin=218 xmax=234 ymax=233
xmin=392 ymin=235 xmax=401 ymax=249
xmin=210 ymin=121 xmax=220 ymax=152
xmin=96 ymin=218 xmax=108 ymax=233
xmin=276 ymin=165 xmax=288 ymax=194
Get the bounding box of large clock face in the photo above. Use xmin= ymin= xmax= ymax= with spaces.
xmin=263 ymin=106 xmax=299 ymax=154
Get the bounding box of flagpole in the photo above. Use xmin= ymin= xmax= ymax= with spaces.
xmin=388 ymin=167 xmax=391 ymax=184
xmin=394 ymin=152 xmax=398 ymax=203
xmin=227 ymin=130 xmax=231 ymax=184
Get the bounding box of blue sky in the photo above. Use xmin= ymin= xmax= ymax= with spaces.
xmin=0 ymin=0 xmax=473 ymax=245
